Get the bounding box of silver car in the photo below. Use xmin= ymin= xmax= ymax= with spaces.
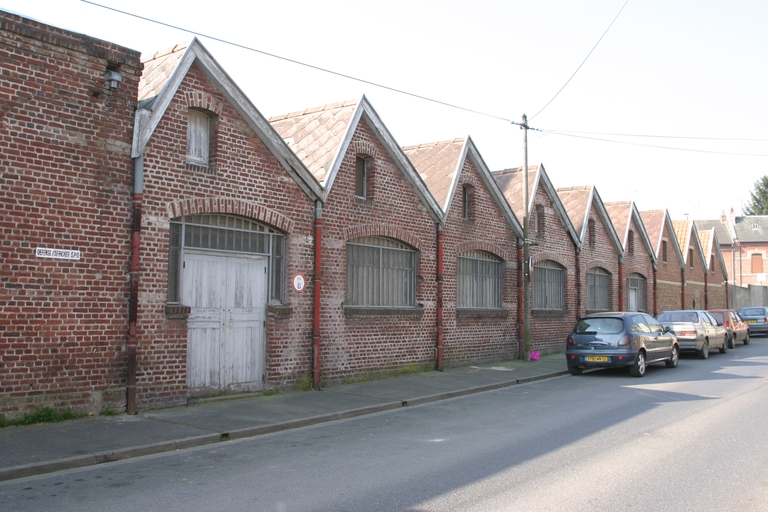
xmin=656 ymin=310 xmax=728 ymax=359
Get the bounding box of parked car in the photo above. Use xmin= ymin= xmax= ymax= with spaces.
xmin=566 ymin=312 xmax=679 ymax=377
xmin=656 ymin=310 xmax=728 ymax=359
xmin=737 ymin=307 xmax=768 ymax=336
xmin=708 ymin=309 xmax=750 ymax=348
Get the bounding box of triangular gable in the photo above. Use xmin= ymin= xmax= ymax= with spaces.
xmin=404 ymin=137 xmax=522 ymax=236
xmin=673 ymin=220 xmax=709 ymax=273
xmin=640 ymin=209 xmax=685 ymax=269
xmin=699 ymin=228 xmax=729 ymax=281
xmin=132 ymin=38 xmax=322 ymax=201
xmin=270 ymin=96 xmax=443 ymax=222
xmin=605 ymin=201 xmax=656 ymax=266
xmin=493 ymin=164 xmax=578 ymax=246
xmin=557 ymin=185 xmax=622 ymax=254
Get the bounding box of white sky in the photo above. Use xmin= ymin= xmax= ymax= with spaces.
xmin=3 ymin=0 xmax=767 ymax=221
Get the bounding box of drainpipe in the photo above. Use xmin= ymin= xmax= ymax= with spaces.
xmin=312 ymin=201 xmax=323 ymax=389
xmin=725 ymin=279 xmax=730 ymax=309
xmin=704 ymin=270 xmax=709 ymax=309
xmin=127 ymin=155 xmax=144 ymax=414
xmin=436 ymin=224 xmax=444 ymax=371
xmin=618 ymin=258 xmax=624 ymax=311
xmin=652 ymin=266 xmax=658 ymax=316
xmin=517 ymin=238 xmax=524 ymax=356
xmin=681 ymin=268 xmax=686 ymax=309
xmin=574 ymin=250 xmax=581 ymax=317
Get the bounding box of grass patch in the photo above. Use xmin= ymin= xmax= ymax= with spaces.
xmin=99 ymin=407 xmax=120 ymax=417
xmin=261 ymin=389 xmax=277 ymax=396
xmin=293 ymin=372 xmax=313 ymax=391
xmin=9 ymin=407 xmax=87 ymax=427
xmin=342 ymin=362 xmax=433 ymax=385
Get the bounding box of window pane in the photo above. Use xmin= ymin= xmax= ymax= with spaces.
xmin=347 ymin=237 xmax=415 ymax=307
xmin=187 ymin=110 xmax=209 ymax=164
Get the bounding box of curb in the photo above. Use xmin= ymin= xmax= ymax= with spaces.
xmin=0 ymin=369 xmax=568 ymax=482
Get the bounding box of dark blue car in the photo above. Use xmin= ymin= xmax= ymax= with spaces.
xmin=566 ymin=312 xmax=679 ymax=377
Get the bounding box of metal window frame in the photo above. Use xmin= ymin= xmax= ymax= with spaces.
xmin=457 ymin=251 xmax=504 ymax=309
xmin=346 ymin=237 xmax=416 ymax=308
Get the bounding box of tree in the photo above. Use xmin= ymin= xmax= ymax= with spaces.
xmin=744 ymin=176 xmax=768 ymax=215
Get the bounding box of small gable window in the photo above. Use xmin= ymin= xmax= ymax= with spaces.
xmin=534 ymin=204 xmax=545 ymax=238
xmin=689 ymin=249 xmax=694 ymax=269
xmin=462 ymin=185 xmax=474 ymax=220
xmin=627 ymin=230 xmax=635 ymax=255
xmin=187 ymin=110 xmax=210 ymax=166
xmin=588 ymin=219 xmax=596 ymax=248
xmin=662 ymin=239 xmax=668 ymax=263
xmin=355 ymin=156 xmax=367 ymax=198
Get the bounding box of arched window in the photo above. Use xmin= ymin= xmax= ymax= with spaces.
xmin=586 ymin=267 xmax=611 ymax=311
xmin=168 ymin=214 xmax=285 ymax=304
xmin=626 ymin=273 xmax=647 ymax=312
xmin=458 ymin=250 xmax=503 ymax=309
xmin=533 ymin=260 xmax=564 ymax=309
xmin=346 ymin=236 xmax=416 ymax=307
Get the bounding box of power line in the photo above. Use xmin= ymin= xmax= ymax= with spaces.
xmin=542 ymin=129 xmax=768 ymax=142
xmin=81 ymin=0 xmax=524 ymax=127
xmin=529 ymin=0 xmax=630 ymax=121
xmin=545 ymin=130 xmax=768 ymax=157
xmin=81 ymin=1 xmax=763 ymax=156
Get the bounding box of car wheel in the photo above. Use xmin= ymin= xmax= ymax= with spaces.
xmin=720 ymin=336 xmax=728 ymax=354
xmin=744 ymin=333 xmax=750 ymax=345
xmin=728 ymin=335 xmax=735 ymax=349
xmin=568 ymin=366 xmax=583 ymax=376
xmin=630 ymin=351 xmax=646 ymax=377
xmin=665 ymin=345 xmax=679 ymax=368
xmin=698 ymin=339 xmax=709 ymax=359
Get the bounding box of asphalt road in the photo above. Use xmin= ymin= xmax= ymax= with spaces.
xmin=2 ymin=340 xmax=768 ymax=511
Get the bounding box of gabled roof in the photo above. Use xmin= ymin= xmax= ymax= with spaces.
xmin=403 ymin=137 xmax=522 ymax=236
xmin=604 ymin=201 xmax=656 ymax=267
xmin=269 ymin=96 xmax=443 ymax=222
xmin=493 ymin=164 xmax=579 ymax=246
xmin=734 ymin=215 xmax=768 ymax=242
xmin=672 ymin=220 xmax=708 ymax=273
xmin=698 ymin=227 xmax=729 ymax=281
xmin=696 ymin=217 xmax=733 ymax=245
xmin=639 ymin=209 xmax=685 ymax=269
xmin=133 ymin=38 xmax=322 ymax=201
xmin=556 ymin=185 xmax=622 ymax=254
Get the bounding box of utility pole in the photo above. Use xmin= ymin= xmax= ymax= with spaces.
xmin=521 ymin=114 xmax=531 ymax=359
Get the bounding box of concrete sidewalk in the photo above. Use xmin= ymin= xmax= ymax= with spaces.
xmin=0 ymin=353 xmax=568 ymax=482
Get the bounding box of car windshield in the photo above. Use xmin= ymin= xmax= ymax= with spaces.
xmin=709 ymin=312 xmax=724 ymax=323
xmin=740 ymin=308 xmax=764 ymax=316
xmin=574 ymin=317 xmax=624 ymax=334
xmin=657 ymin=312 xmax=698 ymax=323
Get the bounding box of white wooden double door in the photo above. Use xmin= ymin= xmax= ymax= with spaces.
xmin=183 ymin=252 xmax=267 ymax=393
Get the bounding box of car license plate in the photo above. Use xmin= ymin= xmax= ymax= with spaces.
xmin=586 ymin=356 xmax=609 ymax=362
xmin=745 ymin=319 xmax=756 ymax=323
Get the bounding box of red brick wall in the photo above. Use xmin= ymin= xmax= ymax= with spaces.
xmin=683 ymin=239 xmax=708 ymax=310
xmin=441 ymin=159 xmax=519 ymax=365
xmin=318 ymin=118 xmax=438 ymax=382
xmin=578 ymin=211 xmax=620 ymax=316
xmin=136 ymin=63 xmax=316 ymax=407
xmin=655 ymin=224 xmax=683 ymax=313
xmin=706 ymin=250 xmax=727 ymax=309
xmin=0 ymin=12 xmax=141 ymax=418
xmin=530 ymin=188 xmax=577 ymax=353
xmin=622 ymin=218 xmax=655 ymax=313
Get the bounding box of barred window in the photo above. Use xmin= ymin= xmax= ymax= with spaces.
xmin=586 ymin=267 xmax=610 ymax=311
xmin=346 ymin=236 xmax=416 ymax=307
xmin=627 ymin=273 xmax=646 ymax=312
xmin=168 ymin=214 xmax=285 ymax=304
xmin=533 ymin=260 xmax=564 ymax=309
xmin=458 ymin=251 xmax=503 ymax=309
